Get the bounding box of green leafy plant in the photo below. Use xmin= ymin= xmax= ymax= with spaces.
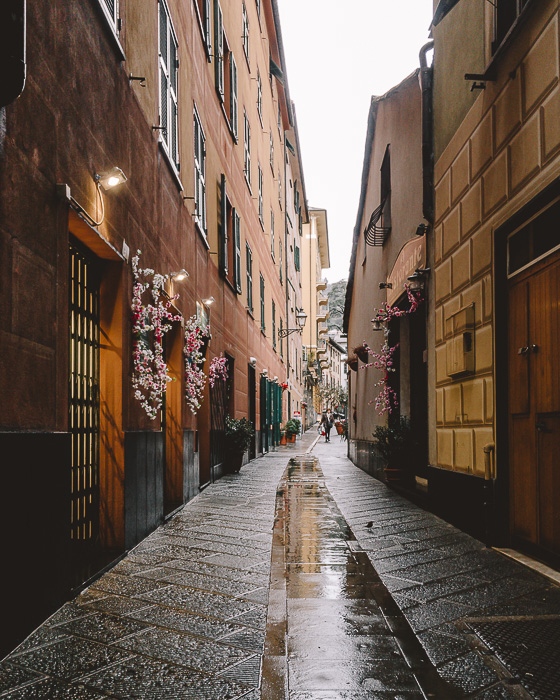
xmin=371 ymin=416 xmax=419 ymax=469
xmin=224 ymin=416 xmax=255 ymax=453
xmin=284 ymin=419 xmax=301 ymax=437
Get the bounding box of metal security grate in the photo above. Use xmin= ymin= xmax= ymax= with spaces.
xmin=69 ymin=242 xmax=100 ymax=543
xmin=470 ymin=619 xmax=560 ymax=699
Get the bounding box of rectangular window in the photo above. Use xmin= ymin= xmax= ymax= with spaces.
xmin=246 ymin=244 xmax=253 ymax=312
xmin=270 ymin=210 xmax=275 ymax=259
xmin=159 ymin=1 xmax=179 ymax=170
xmin=229 ymin=54 xmax=238 ymax=138
xmin=279 ymin=239 xmax=283 ymax=284
xmin=279 ymin=319 xmax=283 ymax=358
xmin=214 ymin=0 xmax=224 ymax=97
xmin=258 ymin=165 xmax=264 ymax=224
xmin=219 ymin=175 xmax=242 ymax=293
xmin=294 ymin=244 xmax=300 ymax=272
xmin=99 ymin=0 xmax=118 ymax=29
xmin=380 ymin=144 xmax=391 ymax=234
xmin=494 ymin=0 xmax=532 ymax=52
xmin=260 ymin=274 xmax=265 ymax=332
xmin=269 ymin=132 xmax=274 ymax=171
xmin=233 ymin=211 xmax=242 ymax=293
xmin=195 ymin=0 xmax=211 ymax=55
xmin=242 ymin=3 xmax=249 ymax=63
xmin=272 ymin=300 xmax=276 ymax=350
xmin=257 ymin=71 xmax=263 ymax=123
xmin=194 ymin=108 xmax=207 ymax=237
xmin=244 ymin=112 xmax=251 ymax=186
xmin=256 ymin=0 xmax=261 ymax=20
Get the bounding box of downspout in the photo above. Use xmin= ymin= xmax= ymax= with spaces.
xmin=419 ymin=40 xmax=434 ymax=225
xmin=0 ymin=0 xmax=26 ymax=107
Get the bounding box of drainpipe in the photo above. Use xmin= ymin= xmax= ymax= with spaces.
xmin=419 ymin=40 xmax=434 ymax=225
xmin=0 ymin=0 xmax=26 ymax=107
xmin=483 ymin=443 xmax=495 ymax=547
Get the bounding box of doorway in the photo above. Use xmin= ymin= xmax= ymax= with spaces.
xmin=507 ymin=199 xmax=560 ymax=561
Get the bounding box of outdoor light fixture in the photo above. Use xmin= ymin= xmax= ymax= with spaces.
xmin=261 ymin=368 xmax=268 ymax=377
xmin=415 ymin=222 xmax=429 ymax=236
xmin=170 ymin=269 xmax=189 ymax=282
xmin=95 ymin=167 xmax=128 ymax=191
xmin=202 ymin=296 xmax=215 ymax=306
xmin=407 ymin=267 xmax=431 ymax=291
xmin=371 ymin=318 xmax=385 ymax=331
xmin=378 ymin=282 xmax=393 ymax=290
xmin=278 ymin=308 xmax=307 ymax=338
xmin=249 ymin=357 xmax=257 ymax=367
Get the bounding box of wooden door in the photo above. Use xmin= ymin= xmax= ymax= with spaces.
xmin=508 ymin=253 xmax=560 ymax=557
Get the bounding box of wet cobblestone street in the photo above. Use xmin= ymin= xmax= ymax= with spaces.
xmin=1 ymin=430 xmax=560 ymax=698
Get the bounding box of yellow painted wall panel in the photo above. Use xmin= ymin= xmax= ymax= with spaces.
xmin=437 ymin=428 xmax=454 ymax=467
xmin=482 ymin=150 xmax=508 ymax=217
xmin=472 ymin=226 xmax=492 ymax=277
xmin=475 ymin=323 xmax=493 ymax=372
xmin=462 ymin=378 xmax=485 ymax=423
xmin=435 ymin=169 xmax=451 ymax=222
xmin=484 ymin=376 xmax=494 ymax=422
xmin=436 ymin=343 xmax=448 ymax=384
xmin=494 ymin=78 xmax=522 ymax=151
xmin=436 ymin=387 xmax=445 ymax=425
xmin=435 ymin=258 xmax=452 ymax=302
xmin=454 ymin=429 xmax=474 ymax=472
xmin=461 ymin=281 xmax=483 ymax=325
xmin=522 ymin=17 xmax=559 ymax=116
xmin=461 ymin=179 xmax=482 ymax=239
xmin=509 ymin=113 xmax=541 ymax=192
xmin=541 ymin=86 xmax=560 ymax=161
xmin=451 ymin=144 xmax=470 ymax=204
xmin=474 ymin=427 xmax=495 ymax=475
xmin=443 ymin=206 xmax=461 ymax=257
xmin=452 ymin=242 xmax=471 ymax=292
xmin=470 ymin=111 xmax=493 ymax=180
xmin=444 ymin=383 xmax=462 ymax=424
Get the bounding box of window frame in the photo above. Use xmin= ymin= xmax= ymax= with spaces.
xmin=258 ymin=164 xmax=264 ymax=226
xmin=158 ymin=0 xmax=180 ymax=173
xmin=260 ymin=273 xmax=266 ymax=333
xmin=242 ymin=3 xmax=250 ymax=65
xmin=194 ymin=107 xmax=207 ymax=239
xmin=194 ymin=0 xmax=212 ymax=58
xmin=246 ymin=243 xmax=254 ymax=313
xmin=244 ymin=111 xmax=251 ymax=187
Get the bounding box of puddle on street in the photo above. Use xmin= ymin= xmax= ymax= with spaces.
xmin=262 ymin=456 xmax=461 ymax=698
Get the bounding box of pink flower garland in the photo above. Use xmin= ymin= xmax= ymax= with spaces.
xmin=208 ymin=353 xmax=229 ymax=388
xmin=184 ymin=315 xmax=210 ymax=414
xmin=361 ymin=286 xmax=423 ymax=415
xmin=131 ymin=251 xmax=182 ymax=420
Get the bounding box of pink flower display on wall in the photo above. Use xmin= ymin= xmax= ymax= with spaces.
xmin=184 ymin=315 xmax=210 ymax=414
xmin=208 ymin=353 xmax=229 ymax=388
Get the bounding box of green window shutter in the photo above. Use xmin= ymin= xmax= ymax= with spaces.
xmin=234 ymin=211 xmax=242 ymax=293
xmin=219 ymin=174 xmax=228 ymax=275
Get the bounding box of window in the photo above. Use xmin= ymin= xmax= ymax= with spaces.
xmin=244 ymin=112 xmax=251 ymax=186
xmin=195 ymin=0 xmax=211 ymax=55
xmin=270 ymin=210 xmax=275 ymax=259
xmin=219 ymin=175 xmax=242 ymax=292
xmin=279 ymin=319 xmax=284 ymax=358
xmin=294 ymin=243 xmax=300 ymax=272
xmin=214 ymin=0 xmax=238 ymax=138
xmin=279 ymin=239 xmax=283 ymax=284
xmin=255 ymin=0 xmax=261 ymax=20
xmin=278 ymin=170 xmax=282 ymax=207
xmin=260 ymin=274 xmax=265 ymax=332
xmin=269 ymin=133 xmax=274 ymax=171
xmin=159 ymin=1 xmax=179 ymax=170
xmin=194 ymin=108 xmax=207 ymax=236
xmin=380 ymin=144 xmax=391 ymax=234
xmin=246 ymin=244 xmax=253 ymax=312
xmin=494 ymin=0 xmax=532 ymax=52
xmin=242 ymin=3 xmax=249 ymax=63
xmin=258 ymin=165 xmax=264 ymax=224
xmin=99 ymin=0 xmax=119 ymax=29
xmin=257 ymin=71 xmax=263 ymax=123
xmin=272 ymin=300 xmax=276 ymax=350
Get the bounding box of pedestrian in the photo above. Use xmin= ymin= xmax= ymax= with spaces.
xmin=321 ymin=411 xmax=332 ymax=442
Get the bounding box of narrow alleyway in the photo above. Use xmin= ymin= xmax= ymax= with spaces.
xmin=1 ymin=430 xmax=560 ymax=698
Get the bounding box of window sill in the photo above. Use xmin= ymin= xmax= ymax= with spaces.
xmin=195 ymin=220 xmax=209 ymax=248
xmin=158 ymin=142 xmax=184 ymax=192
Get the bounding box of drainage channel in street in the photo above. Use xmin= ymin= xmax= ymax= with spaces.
xmin=262 ymin=455 xmax=461 ymax=699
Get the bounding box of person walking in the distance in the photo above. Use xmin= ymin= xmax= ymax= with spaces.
xmin=321 ymin=411 xmax=332 ymax=442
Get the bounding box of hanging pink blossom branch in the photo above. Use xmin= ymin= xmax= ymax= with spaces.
xmin=184 ymin=315 xmax=210 ymax=414
xmin=360 ymin=285 xmax=423 ymax=415
xmin=208 ymin=353 xmax=229 ymax=388
xmin=131 ymin=251 xmax=182 ymax=420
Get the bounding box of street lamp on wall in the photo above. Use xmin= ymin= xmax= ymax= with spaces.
xmin=278 ymin=308 xmax=307 ymax=338
xmin=407 ymin=267 xmax=431 ymax=292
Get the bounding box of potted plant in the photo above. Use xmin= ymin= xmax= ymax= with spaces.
xmin=284 ymin=419 xmax=300 ymax=443
xmin=224 ymin=416 xmax=255 ymax=473
xmin=371 ymin=416 xmax=418 ymax=485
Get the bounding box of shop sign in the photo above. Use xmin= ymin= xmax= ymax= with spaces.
xmin=387 ymin=237 xmax=426 ymax=306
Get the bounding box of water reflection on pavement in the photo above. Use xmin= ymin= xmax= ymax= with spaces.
xmin=262 ymin=455 xmax=457 ymax=699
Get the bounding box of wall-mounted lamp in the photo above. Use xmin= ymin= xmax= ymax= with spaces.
xmin=278 ymin=308 xmax=307 ymax=338
xmin=202 ymin=296 xmax=215 ymax=306
xmin=407 ymin=267 xmax=431 ymax=291
xmin=261 ymin=368 xmax=268 ymax=377
xmin=378 ymin=282 xmax=393 ymax=290
xmin=95 ymin=167 xmax=127 ymax=191
xmin=371 ymin=318 xmax=385 ymax=331
xmin=249 ymin=357 xmax=257 ymax=367
xmin=170 ymin=269 xmax=189 ymax=282
xmin=415 ymin=222 xmax=429 ymax=236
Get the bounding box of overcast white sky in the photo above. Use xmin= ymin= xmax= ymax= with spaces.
xmin=277 ymin=0 xmax=435 ymax=283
